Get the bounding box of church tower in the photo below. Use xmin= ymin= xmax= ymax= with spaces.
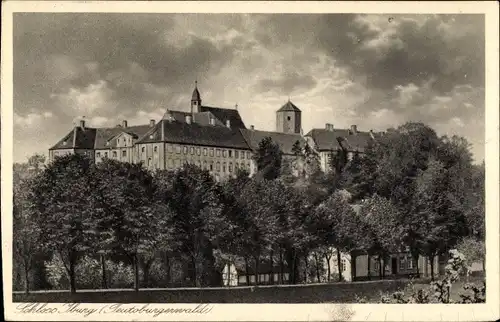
xmin=191 ymin=81 xmax=202 ymax=114
xmin=276 ymin=99 xmax=302 ymax=134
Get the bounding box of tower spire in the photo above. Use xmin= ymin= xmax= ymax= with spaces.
xmin=191 ymin=80 xmax=202 ymax=114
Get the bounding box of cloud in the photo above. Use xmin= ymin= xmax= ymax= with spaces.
xmin=12 ymin=13 xmax=485 ymax=163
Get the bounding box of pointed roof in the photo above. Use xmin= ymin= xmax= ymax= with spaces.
xmin=191 ymin=81 xmax=201 ymax=101
xmin=277 ymin=100 xmax=301 ymax=113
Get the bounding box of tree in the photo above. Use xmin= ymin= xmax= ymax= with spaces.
xmin=29 ymin=153 xmax=97 ymax=293
xmin=253 ymin=137 xmax=283 ymax=180
xmin=93 ymin=159 xmax=158 ymax=291
xmin=13 ymin=154 xmax=47 ymax=293
xmin=357 ymin=194 xmax=403 ymax=279
xmin=456 ymin=237 xmax=485 ymax=280
xmin=157 ymin=164 xmax=222 ymax=287
xmin=412 ymin=159 xmax=468 ymax=280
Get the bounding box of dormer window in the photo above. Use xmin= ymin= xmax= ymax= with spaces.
xmin=62 ymin=141 xmax=67 ymax=146
xmin=154 ymin=146 xmax=158 ymax=153
xmin=141 ymin=147 xmax=145 ymax=153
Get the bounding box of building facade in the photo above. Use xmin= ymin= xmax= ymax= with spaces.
xmin=49 ymin=83 xmax=378 ymax=179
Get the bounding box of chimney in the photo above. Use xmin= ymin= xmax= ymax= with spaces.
xmin=350 ymin=125 xmax=357 ymax=134
xmin=122 ymin=120 xmax=128 ymax=128
xmin=79 ymin=120 xmax=86 ymax=130
xmin=250 ymin=125 xmax=255 ymax=130
xmin=325 ymin=123 xmax=334 ymax=131
xmin=150 ymin=119 xmax=156 ymax=127
xmin=226 ymin=120 xmax=231 ymax=128
xmin=186 ymin=115 xmax=192 ymax=124
xmin=210 ymin=117 xmax=215 ymax=126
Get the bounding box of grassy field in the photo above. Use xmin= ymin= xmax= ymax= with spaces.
xmin=14 ymin=279 xmax=408 ymax=303
xmin=13 ymin=275 xmax=484 ymax=303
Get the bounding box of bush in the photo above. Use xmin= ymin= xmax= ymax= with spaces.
xmin=107 ymin=260 xmax=134 ymax=289
xmin=379 ymin=250 xmax=485 ymax=303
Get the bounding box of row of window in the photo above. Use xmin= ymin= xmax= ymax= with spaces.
xmin=160 ymin=144 xmax=251 ymax=159
xmin=166 ymin=159 xmax=251 ymax=173
xmin=96 ymin=150 xmax=127 ymax=158
xmin=373 ymin=256 xmax=416 ymax=271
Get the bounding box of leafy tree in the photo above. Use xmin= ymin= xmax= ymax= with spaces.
xmin=456 ymin=237 xmax=485 ymax=280
xmin=157 ymin=164 xmax=222 ymax=287
xmin=357 ymin=194 xmax=403 ymax=279
xmin=412 ymin=159 xmax=468 ymax=280
xmin=253 ymin=137 xmax=283 ymax=180
xmin=29 ymin=153 xmax=97 ymax=293
xmin=93 ymin=159 xmax=158 ymax=291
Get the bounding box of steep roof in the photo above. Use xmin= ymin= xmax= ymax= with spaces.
xmin=305 ymin=128 xmax=376 ymax=152
xmin=136 ymin=119 xmax=250 ymax=149
xmin=162 ymin=106 xmax=246 ymax=129
xmin=94 ymin=125 xmax=152 ymax=149
xmin=192 ymin=87 xmax=201 ymax=101
xmin=277 ymin=100 xmax=301 ymax=113
xmin=49 ymin=127 xmax=97 ymax=150
xmin=240 ymin=129 xmax=306 ymax=155
xmin=200 ymin=106 xmax=246 ymax=129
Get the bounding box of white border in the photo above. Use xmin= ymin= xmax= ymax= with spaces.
xmin=2 ymin=2 xmax=499 ymax=321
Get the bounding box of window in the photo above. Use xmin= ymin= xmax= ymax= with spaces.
xmin=341 ymin=259 xmax=347 ymax=272
xmin=176 ymin=145 xmax=181 ymax=154
xmin=97 ymin=152 xmax=101 ymax=157
xmin=210 ymin=148 xmax=214 ymax=157
xmin=229 ymin=162 xmax=233 ymax=173
xmin=148 ymin=158 xmax=152 ymax=167
xmin=104 ymin=152 xmax=108 ymax=158
xmin=223 ymin=162 xmax=226 ymax=172
xmin=183 ymin=146 xmax=188 ymax=154
xmin=235 ymin=163 xmax=239 ymax=170
xmin=247 ymin=163 xmax=251 ymax=170
xmin=203 ymin=161 xmax=207 ymax=170
xmin=174 ymin=159 xmax=180 ymax=167
xmin=203 ymin=148 xmax=207 ymax=156
xmin=196 ymin=147 xmax=201 ymax=156
xmin=374 ymin=260 xmax=379 ymax=271
xmin=209 ymin=163 xmax=213 ymax=171
xmin=196 ymin=160 xmax=201 ymax=167
xmin=247 ymin=152 xmax=251 ymax=159
xmin=241 ymin=151 xmax=245 ymax=159
xmin=190 ymin=147 xmax=195 ymax=155
xmin=223 ymin=150 xmax=227 ymax=157
xmin=167 ymin=144 xmax=173 ymax=153
xmin=141 ymin=147 xmax=145 ymax=153
xmin=216 ymin=162 xmax=221 ymax=171
xmin=407 ymin=256 xmax=414 ymax=269
xmin=228 ymin=150 xmax=233 ymax=157
xmin=235 ymin=150 xmax=239 ymax=158
xmin=112 ymin=151 xmax=117 ymax=158
xmin=216 ymin=149 xmax=221 ymax=157
xmin=168 ymin=159 xmax=174 ymax=168
xmin=287 ymin=116 xmax=291 ymax=121
xmin=122 ymin=150 xmax=126 ymax=157
xmin=399 ymin=257 xmax=406 ymax=270
xmin=154 ymin=146 xmax=158 ymax=153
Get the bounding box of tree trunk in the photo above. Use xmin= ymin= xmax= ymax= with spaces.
xmin=279 ymin=250 xmax=284 ymax=284
xmin=23 ymin=262 xmax=30 ymax=294
xmin=254 ymin=254 xmax=259 ymax=285
xmin=367 ymin=254 xmax=371 ymax=280
xmin=324 ymin=253 xmax=331 ymax=282
xmin=414 ymin=254 xmax=420 ymax=277
xmin=100 ymin=254 xmax=108 ymax=289
xmin=69 ymin=255 xmax=76 ymax=294
xmin=244 ymin=257 xmax=250 ymax=285
xmin=482 ymin=259 xmax=485 ymax=272
xmin=430 ymin=255 xmax=435 ymax=281
xmin=378 ymin=256 xmax=382 ymax=278
xmin=291 ymin=250 xmax=297 ymax=284
xmin=164 ymin=253 xmax=171 ymax=286
xmin=304 ymin=254 xmax=309 ymax=284
xmin=336 ymin=248 xmax=342 ymax=282
xmin=133 ymin=254 xmax=140 ymax=291
xmin=269 ymin=249 xmax=274 ymax=285
xmin=382 ymin=258 xmax=386 ymax=279
xmin=351 ymin=253 xmax=357 ymax=281
xmin=142 ymin=259 xmax=153 ymax=287
xmin=314 ymin=253 xmax=321 ymax=283
xmin=191 ymin=255 xmax=202 ymax=287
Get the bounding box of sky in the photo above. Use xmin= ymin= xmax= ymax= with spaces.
xmin=13 ymin=13 xmax=485 ymax=163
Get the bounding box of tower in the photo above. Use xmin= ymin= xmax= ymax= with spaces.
xmin=191 ymin=81 xmax=202 ymax=114
xmin=276 ymin=99 xmax=302 ymax=134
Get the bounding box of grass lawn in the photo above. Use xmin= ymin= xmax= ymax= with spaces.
xmin=13 ymin=275 xmax=485 ymax=303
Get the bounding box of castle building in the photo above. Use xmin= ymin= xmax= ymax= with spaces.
xmin=49 ymin=83 xmax=377 ymax=178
